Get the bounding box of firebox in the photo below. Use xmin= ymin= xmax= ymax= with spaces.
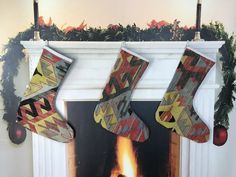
xmin=67 ymin=101 xmax=180 ymax=177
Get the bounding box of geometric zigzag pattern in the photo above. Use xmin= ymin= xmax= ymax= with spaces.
xmin=94 ymin=48 xmax=149 ymax=142
xmin=155 ymin=47 xmax=215 ymax=143
xmin=17 ymin=47 xmax=74 ymax=143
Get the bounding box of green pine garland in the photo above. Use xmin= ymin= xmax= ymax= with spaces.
xmin=214 ymin=36 xmax=236 ymax=128
xmin=0 ymin=21 xmax=235 ymax=129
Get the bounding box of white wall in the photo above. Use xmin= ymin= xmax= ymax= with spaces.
xmin=0 ymin=61 xmax=33 ymax=177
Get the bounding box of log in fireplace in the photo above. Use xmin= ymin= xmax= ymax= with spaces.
xmin=21 ymin=41 xmax=224 ymax=177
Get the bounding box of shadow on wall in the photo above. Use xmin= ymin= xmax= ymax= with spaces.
xmin=0 ymin=60 xmax=33 ymax=177
xmin=0 ymin=61 xmax=4 ymax=110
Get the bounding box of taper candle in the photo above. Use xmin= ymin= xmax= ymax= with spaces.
xmin=196 ymin=0 xmax=202 ymax=32
xmin=34 ymin=0 xmax=39 ymax=31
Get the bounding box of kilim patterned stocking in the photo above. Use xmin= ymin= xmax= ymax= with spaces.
xmin=155 ymin=47 xmax=215 ymax=143
xmin=17 ymin=47 xmax=74 ymax=143
xmin=94 ymin=48 xmax=149 ymax=142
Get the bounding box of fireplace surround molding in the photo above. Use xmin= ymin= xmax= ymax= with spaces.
xmin=21 ymin=41 xmax=224 ymax=177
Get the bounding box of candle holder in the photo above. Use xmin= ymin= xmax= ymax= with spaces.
xmin=33 ymin=31 xmax=41 ymax=41
xmin=193 ymin=31 xmax=204 ymax=41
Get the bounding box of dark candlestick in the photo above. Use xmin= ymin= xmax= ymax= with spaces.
xmin=33 ymin=0 xmax=40 ymax=40
xmin=34 ymin=0 xmax=39 ymax=30
xmin=193 ymin=0 xmax=203 ymax=41
xmin=196 ymin=0 xmax=202 ymax=32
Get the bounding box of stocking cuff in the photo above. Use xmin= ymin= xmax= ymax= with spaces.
xmin=186 ymin=46 xmax=215 ymax=62
xmin=43 ymin=46 xmax=73 ymax=63
xmin=121 ymin=47 xmax=149 ymax=62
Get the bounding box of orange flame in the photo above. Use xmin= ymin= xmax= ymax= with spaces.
xmin=111 ymin=137 xmax=141 ymax=177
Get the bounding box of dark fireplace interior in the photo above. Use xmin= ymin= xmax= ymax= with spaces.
xmin=67 ymin=101 xmax=179 ymax=177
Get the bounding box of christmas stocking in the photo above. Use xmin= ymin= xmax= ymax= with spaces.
xmin=94 ymin=48 xmax=149 ymax=142
xmin=17 ymin=47 xmax=74 ymax=143
xmin=155 ymin=47 xmax=214 ymax=143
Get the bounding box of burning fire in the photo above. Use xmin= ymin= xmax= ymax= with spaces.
xmin=111 ymin=136 xmax=141 ymax=177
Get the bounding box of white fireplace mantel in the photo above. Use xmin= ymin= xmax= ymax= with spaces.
xmin=21 ymin=41 xmax=224 ymax=177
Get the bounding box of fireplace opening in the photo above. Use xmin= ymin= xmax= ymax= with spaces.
xmin=67 ymin=101 xmax=180 ymax=177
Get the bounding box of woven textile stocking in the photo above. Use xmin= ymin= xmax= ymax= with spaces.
xmin=17 ymin=47 xmax=74 ymax=143
xmin=94 ymin=48 xmax=149 ymax=142
xmin=155 ymin=47 xmax=214 ymax=143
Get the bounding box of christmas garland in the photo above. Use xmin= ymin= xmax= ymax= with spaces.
xmin=1 ymin=19 xmax=235 ymax=129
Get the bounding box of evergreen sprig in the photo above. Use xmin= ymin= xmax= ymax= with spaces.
xmin=0 ymin=21 xmax=235 ymax=129
xmin=214 ymin=36 xmax=236 ymax=128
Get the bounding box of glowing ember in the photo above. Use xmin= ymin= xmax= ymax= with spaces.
xmin=111 ymin=136 xmax=141 ymax=177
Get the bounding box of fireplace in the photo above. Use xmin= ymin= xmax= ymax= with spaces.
xmin=21 ymin=41 xmax=224 ymax=177
xmin=67 ymin=101 xmax=179 ymax=177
